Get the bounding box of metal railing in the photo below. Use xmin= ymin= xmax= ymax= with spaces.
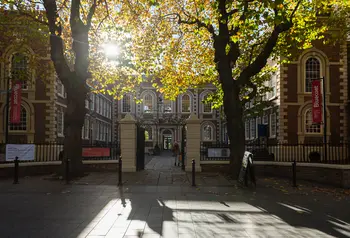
xmin=200 ymin=141 xmax=350 ymax=164
xmin=0 ymin=142 xmax=120 ymax=164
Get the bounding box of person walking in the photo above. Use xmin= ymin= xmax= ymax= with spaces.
xmin=172 ymin=142 xmax=181 ymax=166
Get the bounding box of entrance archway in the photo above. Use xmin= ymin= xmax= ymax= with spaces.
xmin=162 ymin=129 xmax=173 ymax=150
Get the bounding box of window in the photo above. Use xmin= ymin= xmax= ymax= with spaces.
xmin=9 ymin=106 xmax=27 ymax=131
xmin=85 ymin=99 xmax=89 ymax=109
xmin=245 ymin=121 xmax=250 ymax=140
xmin=99 ymin=97 xmax=103 ymax=114
xmin=202 ymin=94 xmax=212 ymax=113
xmin=250 ymin=119 xmax=256 ymax=139
xmin=143 ymin=94 xmax=153 ymax=112
xmin=181 ymin=94 xmax=191 ymax=113
xmin=11 ymin=53 xmax=28 ymax=89
xmin=268 ymin=74 xmax=277 ymax=99
xmin=163 ymin=99 xmax=172 ymax=113
xmin=96 ymin=96 xmax=100 ymax=113
xmin=263 ymin=115 xmax=268 ymax=125
xmin=57 ymin=107 xmax=64 ymax=136
xmin=305 ymin=57 xmax=321 ymax=92
xmin=84 ymin=117 xmax=89 ymax=139
xmin=270 ymin=113 xmax=277 ymax=137
xmin=90 ymin=94 xmax=94 ymax=111
xmin=96 ymin=121 xmax=100 ymax=140
xmin=305 ymin=109 xmax=321 ymax=133
xmin=145 ymin=127 xmax=153 ymax=140
xmin=57 ymin=79 xmax=65 ymax=97
xmin=122 ymin=95 xmax=131 ymax=113
xmin=202 ymin=124 xmax=214 ymax=141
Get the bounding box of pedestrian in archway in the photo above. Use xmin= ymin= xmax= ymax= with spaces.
xmin=173 ymin=142 xmax=181 ymax=166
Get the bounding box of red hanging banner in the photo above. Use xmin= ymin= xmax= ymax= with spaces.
xmin=312 ymin=80 xmax=322 ymax=124
xmin=10 ymin=82 xmax=22 ymax=124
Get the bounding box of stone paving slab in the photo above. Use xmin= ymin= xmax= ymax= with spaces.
xmin=0 ymin=154 xmax=349 ymax=238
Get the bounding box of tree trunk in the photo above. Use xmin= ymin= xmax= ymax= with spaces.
xmin=62 ymin=75 xmax=87 ymax=177
xmin=223 ymin=84 xmax=245 ymax=179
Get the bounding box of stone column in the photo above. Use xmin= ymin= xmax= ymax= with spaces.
xmin=120 ymin=113 xmax=137 ymax=172
xmin=185 ymin=113 xmax=202 ymax=172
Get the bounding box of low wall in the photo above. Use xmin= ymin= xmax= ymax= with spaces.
xmin=0 ymin=160 xmax=119 ymax=178
xmin=201 ymin=161 xmax=350 ymax=188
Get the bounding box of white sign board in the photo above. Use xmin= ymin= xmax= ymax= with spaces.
xmin=207 ymin=148 xmax=230 ymax=157
xmin=242 ymin=151 xmax=252 ymax=168
xmin=6 ymin=144 xmax=35 ymax=161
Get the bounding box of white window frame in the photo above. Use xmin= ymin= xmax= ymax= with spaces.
xmin=304 ymin=109 xmax=322 ymax=134
xmin=90 ymin=94 xmax=95 ymax=111
xmin=202 ymin=93 xmax=212 ymax=113
xmin=84 ymin=117 xmax=90 ymax=139
xmin=143 ymin=93 xmax=154 ymax=113
xmin=122 ymin=95 xmax=132 ymax=113
xmin=269 ymin=113 xmax=277 ymax=138
xmin=57 ymin=107 xmax=64 ymax=137
xmin=305 ymin=57 xmax=322 ymax=93
xmin=57 ymin=78 xmax=66 ymax=98
xmin=181 ymin=94 xmax=191 ymax=113
xmin=245 ymin=121 xmax=250 ymax=140
xmin=10 ymin=53 xmax=29 ymax=90
xmin=262 ymin=115 xmax=268 ymax=125
xmin=250 ymin=119 xmax=256 ymax=139
xmin=201 ymin=123 xmax=214 ymax=141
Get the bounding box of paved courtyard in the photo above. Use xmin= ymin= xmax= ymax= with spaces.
xmin=0 ymin=154 xmax=349 ymax=238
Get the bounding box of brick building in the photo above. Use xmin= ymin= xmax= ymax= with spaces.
xmin=0 ymin=13 xmax=113 ymax=144
xmin=243 ymin=39 xmax=349 ymax=144
xmin=114 ymin=81 xmax=223 ymax=151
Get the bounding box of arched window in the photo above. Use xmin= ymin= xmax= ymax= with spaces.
xmin=305 ymin=57 xmax=321 ymax=92
xmin=181 ymin=94 xmax=191 ymax=113
xmin=143 ymin=94 xmax=153 ymax=112
xmin=202 ymin=124 xmax=214 ymax=141
xmin=145 ymin=127 xmax=153 ymax=140
xmin=305 ymin=109 xmax=321 ymax=133
xmin=202 ymin=94 xmax=212 ymax=113
xmin=122 ymin=95 xmax=131 ymax=113
xmin=9 ymin=106 xmax=27 ymax=131
xmin=11 ymin=53 xmax=29 ymax=89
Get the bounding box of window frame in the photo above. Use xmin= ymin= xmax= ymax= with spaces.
xmin=181 ymin=94 xmax=191 ymax=113
xmin=202 ymin=94 xmax=212 ymax=113
xmin=202 ymin=123 xmax=214 ymax=141
xmin=269 ymin=113 xmax=277 ymax=138
xmin=305 ymin=57 xmax=321 ymax=93
xmin=57 ymin=106 xmax=64 ymax=137
xmin=9 ymin=105 xmax=28 ymax=132
xmin=122 ymin=95 xmax=132 ymax=113
xmin=10 ymin=53 xmax=29 ymax=90
xmin=304 ymin=108 xmax=322 ymax=134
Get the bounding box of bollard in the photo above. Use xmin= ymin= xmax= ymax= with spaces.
xmin=292 ymin=160 xmax=297 ymax=187
xmin=118 ymin=156 xmax=122 ymax=186
xmin=13 ymin=157 xmax=19 ymax=184
xmin=65 ymin=157 xmax=70 ymax=184
xmin=192 ymin=159 xmax=196 ymax=187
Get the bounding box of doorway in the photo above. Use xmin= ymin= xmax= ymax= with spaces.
xmin=162 ymin=129 xmax=173 ymax=150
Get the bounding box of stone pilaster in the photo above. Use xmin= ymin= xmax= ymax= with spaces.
xmin=120 ymin=113 xmax=137 ymax=172
xmin=185 ymin=113 xmax=201 ymax=172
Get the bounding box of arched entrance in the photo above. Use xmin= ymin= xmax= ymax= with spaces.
xmin=162 ymin=129 xmax=173 ymax=150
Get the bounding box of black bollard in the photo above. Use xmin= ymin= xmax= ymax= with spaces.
xmin=65 ymin=157 xmax=70 ymax=184
xmin=192 ymin=159 xmax=196 ymax=187
xmin=292 ymin=160 xmax=297 ymax=187
xmin=118 ymin=156 xmax=122 ymax=186
xmin=13 ymin=157 xmax=19 ymax=184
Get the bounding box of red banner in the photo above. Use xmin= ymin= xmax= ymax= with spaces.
xmin=82 ymin=148 xmax=110 ymax=157
xmin=10 ymin=81 xmax=22 ymax=124
xmin=312 ymin=80 xmax=322 ymax=124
